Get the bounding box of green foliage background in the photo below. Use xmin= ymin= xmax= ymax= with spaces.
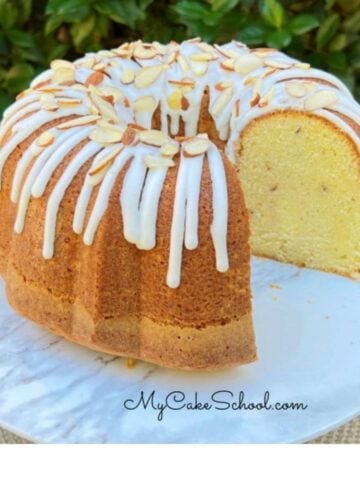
xmin=0 ymin=0 xmax=359 ymax=114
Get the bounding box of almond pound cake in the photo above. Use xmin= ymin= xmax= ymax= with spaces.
xmin=0 ymin=38 xmax=359 ymax=370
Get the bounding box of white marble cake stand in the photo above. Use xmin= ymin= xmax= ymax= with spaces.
xmin=0 ymin=258 xmax=359 ymax=444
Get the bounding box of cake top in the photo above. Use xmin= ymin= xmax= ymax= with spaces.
xmin=0 ymin=39 xmax=359 ymax=287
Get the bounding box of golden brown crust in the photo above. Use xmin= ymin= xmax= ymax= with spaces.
xmin=0 ymin=107 xmax=255 ymax=370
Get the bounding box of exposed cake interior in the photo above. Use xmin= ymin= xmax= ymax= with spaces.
xmin=236 ymin=111 xmax=360 ymax=278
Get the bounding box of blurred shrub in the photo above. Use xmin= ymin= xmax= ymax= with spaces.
xmin=0 ymin=0 xmax=359 ymax=113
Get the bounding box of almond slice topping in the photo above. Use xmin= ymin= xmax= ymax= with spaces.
xmin=80 ymin=57 xmax=96 ymax=69
xmin=57 ymin=97 xmax=82 ymax=107
xmin=183 ymin=136 xmax=212 ymax=157
xmin=250 ymin=91 xmax=261 ymax=107
xmin=190 ymin=52 xmax=216 ymax=62
xmin=89 ymin=125 xmax=125 ymax=144
xmin=85 ymin=71 xmax=104 ymax=87
xmin=97 ymin=85 xmax=123 ymax=103
xmin=177 ymin=54 xmax=189 ymax=72
xmin=220 ymin=58 xmax=235 ymax=71
xmin=57 ymin=115 xmax=100 ymax=130
xmin=133 ymin=44 xmax=157 ymax=60
xmin=134 ymin=64 xmax=164 ymax=88
xmin=190 ymin=61 xmax=208 ymax=77
xmin=211 ymin=87 xmax=233 ymax=116
xmin=234 ymin=53 xmax=263 ymax=75
xmin=50 ymin=59 xmax=75 ymax=71
xmin=144 ymin=155 xmax=175 ymax=169
xmin=37 ymin=131 xmax=55 ymax=147
xmin=304 ymin=90 xmax=338 ymax=111
xmin=168 ymin=78 xmax=195 ymax=88
xmin=215 ymin=81 xmax=233 ymax=91
xmin=89 ymin=87 xmax=119 ymax=123
xmin=53 ymin=67 xmax=75 ymax=84
xmin=294 ymin=62 xmax=311 ymax=70
xmin=134 ymin=96 xmax=156 ymax=113
xmin=160 ymin=142 xmax=179 ymax=157
xmin=264 ymin=59 xmax=292 ymax=69
xmin=285 ymin=81 xmax=309 ymax=98
xmin=87 ymin=146 xmax=124 ymax=186
xmin=120 ymin=67 xmax=135 ymax=84
xmin=139 ymin=129 xmax=168 ymax=147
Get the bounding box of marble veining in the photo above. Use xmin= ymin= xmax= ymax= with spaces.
xmin=0 ymin=258 xmax=359 ymax=443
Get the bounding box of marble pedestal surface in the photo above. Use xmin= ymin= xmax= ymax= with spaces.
xmin=0 ymin=258 xmax=359 ymax=443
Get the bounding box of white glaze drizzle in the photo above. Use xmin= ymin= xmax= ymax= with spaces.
xmin=0 ymin=39 xmax=359 ymax=287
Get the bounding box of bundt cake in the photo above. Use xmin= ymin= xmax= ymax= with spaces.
xmin=0 ymin=38 xmax=359 ymax=370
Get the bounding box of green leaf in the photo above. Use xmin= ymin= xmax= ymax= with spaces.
xmin=289 ymin=14 xmax=319 ymax=35
xmin=329 ymin=33 xmax=348 ymax=52
xmin=211 ymin=0 xmax=240 ymax=13
xmin=4 ymin=62 xmax=35 ymax=93
xmin=260 ymin=0 xmax=285 ymax=29
xmin=326 ymin=51 xmax=347 ymax=71
xmin=0 ymin=91 xmax=12 ymax=116
xmin=0 ymin=1 xmax=18 ymax=29
xmin=343 ymin=10 xmax=360 ymax=33
xmin=266 ymin=29 xmax=292 ymax=48
xmin=70 ymin=14 xmax=96 ymax=50
xmin=7 ymin=29 xmax=36 ymax=49
xmin=237 ymin=23 xmax=269 ymax=45
xmin=94 ymin=0 xmax=152 ymax=28
xmin=316 ymin=13 xmax=340 ymax=50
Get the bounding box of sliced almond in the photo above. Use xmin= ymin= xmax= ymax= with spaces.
xmin=167 ymin=89 xmax=182 ymax=110
xmin=285 ymin=81 xmax=308 ymax=98
xmin=294 ymin=62 xmax=311 ymax=70
xmin=168 ymin=78 xmax=195 ymax=88
xmin=220 ymin=58 xmax=235 ymax=71
xmin=160 ymin=142 xmax=179 ymax=157
xmin=133 ymin=44 xmax=157 ymax=60
xmin=134 ymin=96 xmax=156 ymax=113
xmin=258 ymin=88 xmax=274 ymax=108
xmin=51 ymin=59 xmax=75 ymax=71
xmin=214 ymin=44 xmax=237 ymax=58
xmin=53 ymin=67 xmax=75 ymax=84
xmin=87 ymin=146 xmax=124 ymax=186
xmin=264 ymin=59 xmax=292 ymax=69
xmin=57 ymin=97 xmax=82 ymax=107
xmin=57 ymin=115 xmax=100 ymax=130
xmin=304 ymin=90 xmax=338 ymax=111
xmin=144 ymin=154 xmax=175 ymax=169
xmin=198 ymin=42 xmax=215 ymax=54
xmin=134 ymin=64 xmax=164 ymax=88
xmin=234 ymin=99 xmax=240 ymax=117
xmin=121 ymin=126 xmax=137 ymax=145
xmin=97 ymin=85 xmax=123 ymax=103
xmin=93 ymin=61 xmax=108 ymax=72
xmin=80 ymin=56 xmax=96 ymax=69
xmin=261 ymin=67 xmax=277 ymax=78
xmin=183 ymin=136 xmax=211 ymax=157
xmin=35 ymin=86 xmax=62 ymax=93
xmin=234 ymin=53 xmax=263 ymax=75
xmin=85 ymin=71 xmax=104 ymax=87
xmin=40 ymin=93 xmax=58 ymax=111
xmin=37 ymin=131 xmax=55 ymax=147
xmin=89 ymin=88 xmax=119 ymax=123
xmin=190 ymin=52 xmax=216 ymax=62
xmin=166 ymin=50 xmax=177 ymax=65
xmin=250 ymin=91 xmax=261 ymax=107
xmin=89 ymin=126 xmax=125 ymax=144
xmin=190 ymin=61 xmax=208 ymax=77
xmin=153 ymin=42 xmax=168 ymax=55
xmin=139 ymin=129 xmax=168 ymax=147
xmin=177 ymin=54 xmax=189 ymax=72
xmin=251 ymin=47 xmax=277 ymax=56
xmin=120 ymin=67 xmax=135 ymax=84
xmin=211 ymin=87 xmax=233 ymax=116
xmin=127 ymin=123 xmax=146 ymax=131
xmin=215 ymin=81 xmax=233 ymax=91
